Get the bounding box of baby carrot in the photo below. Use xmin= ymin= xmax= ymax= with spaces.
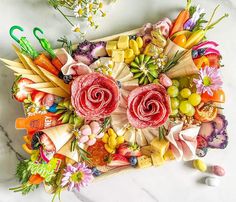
xmin=51 ymin=56 xmax=63 ymax=71
xmin=28 ymin=174 xmax=44 ymax=185
xmin=170 ymin=0 xmax=192 ymax=36
xmin=34 ymin=53 xmax=60 ymax=76
xmin=185 ymin=5 xmax=229 ymax=49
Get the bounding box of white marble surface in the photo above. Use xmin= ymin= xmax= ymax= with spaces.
xmin=0 ymin=0 xmax=236 ymax=201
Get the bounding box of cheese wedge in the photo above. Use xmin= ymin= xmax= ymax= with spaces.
xmin=150 ymin=138 xmax=169 ymax=156
xmin=137 ymin=155 xmax=152 ymax=168
xmin=14 ymin=73 xmax=44 ymax=83
xmin=12 ymin=44 xmax=31 ymax=70
xmin=38 ymin=67 xmax=70 ymax=94
xmin=5 ymin=65 xmax=34 ymax=74
xmin=26 ymin=82 xmax=55 ymax=89
xmin=0 ymin=58 xmax=25 ymax=68
xmin=34 ymin=87 xmax=69 ymax=98
xmin=151 ymin=152 xmax=165 ymax=166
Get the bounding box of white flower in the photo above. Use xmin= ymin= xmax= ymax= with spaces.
xmin=74 ymin=5 xmax=83 ymax=18
xmin=71 ymin=24 xmax=81 ymax=33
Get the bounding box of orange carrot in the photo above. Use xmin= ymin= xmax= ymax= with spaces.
xmin=34 ymin=53 xmax=59 ymax=76
xmin=51 ymin=57 xmax=63 ymax=71
xmin=28 ymin=174 xmax=44 ymax=185
xmin=170 ymin=0 xmax=192 ymax=36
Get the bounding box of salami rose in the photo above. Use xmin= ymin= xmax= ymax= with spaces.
xmin=71 ymin=72 xmax=119 ymax=120
xmin=127 ymin=84 xmax=171 ymax=129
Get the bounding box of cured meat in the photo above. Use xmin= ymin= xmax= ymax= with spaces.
xmin=127 ymin=84 xmax=171 ymax=129
xmin=71 ymin=72 xmax=120 ymax=120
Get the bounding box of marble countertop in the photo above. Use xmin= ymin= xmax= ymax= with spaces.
xmin=0 ymin=0 xmax=236 ymax=201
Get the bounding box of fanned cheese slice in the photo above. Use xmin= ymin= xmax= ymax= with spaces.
xmin=136 ymin=129 xmax=148 ymax=146
xmin=112 ymin=63 xmax=124 ymax=78
xmin=26 ymin=82 xmax=55 ymax=89
xmin=122 ymin=79 xmax=139 ymax=91
xmin=38 ymin=67 xmax=70 ymax=94
xmin=14 ymin=73 xmax=44 ymax=83
xmin=12 ymin=44 xmax=31 ymax=69
xmin=34 ymin=87 xmax=69 ymax=98
xmin=141 ymin=128 xmax=155 ymax=143
xmin=124 ymin=127 xmax=136 ymax=143
xmin=5 ymin=65 xmax=34 ymax=74
xmin=0 ymin=58 xmax=25 ymax=68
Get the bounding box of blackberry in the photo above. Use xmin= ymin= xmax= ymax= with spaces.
xmin=63 ymin=75 xmax=73 ymax=84
xmin=58 ymin=71 xmax=64 ymax=79
xmin=31 ymin=131 xmax=44 ymax=150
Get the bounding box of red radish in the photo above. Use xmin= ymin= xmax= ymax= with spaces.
xmin=12 ymin=77 xmax=34 ymax=102
xmin=107 ymin=154 xmax=129 ymax=167
xmin=31 ymin=91 xmax=46 ymax=104
xmin=117 ymin=143 xmax=142 ymax=157
xmin=206 ymin=53 xmax=221 ymax=68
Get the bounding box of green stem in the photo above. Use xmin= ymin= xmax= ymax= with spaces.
xmin=206 ymin=13 xmax=229 ymax=31
xmin=56 ymin=7 xmax=74 ymax=26
xmin=186 ymin=0 xmax=192 ymax=11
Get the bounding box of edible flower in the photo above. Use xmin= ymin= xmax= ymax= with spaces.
xmin=193 ymin=66 xmax=223 ymax=96
xmin=78 ymin=121 xmax=104 ymax=146
xmin=74 ymin=5 xmax=83 ymax=18
xmin=71 ymin=24 xmax=82 ymax=33
xmin=61 ymin=163 xmax=93 ymax=191
xmin=184 ymin=5 xmax=205 ymax=30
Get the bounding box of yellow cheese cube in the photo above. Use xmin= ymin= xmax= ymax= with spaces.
xmin=151 ymin=152 xmax=165 ymax=166
xmin=106 ymin=41 xmax=117 ymax=56
xmin=150 ymin=138 xmax=169 ymax=156
xmin=163 ymin=149 xmax=175 ymax=161
xmin=112 ymin=49 xmax=124 ymax=63
xmin=117 ymin=35 xmax=129 ymax=50
xmin=140 ymin=145 xmax=155 ymax=157
xmin=137 ymin=155 xmax=152 ymax=168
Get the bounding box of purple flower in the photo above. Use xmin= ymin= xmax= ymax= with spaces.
xmin=193 ymin=67 xmax=223 ymax=96
xmin=61 ymin=163 xmax=93 ymax=191
xmin=184 ymin=5 xmax=204 ymax=30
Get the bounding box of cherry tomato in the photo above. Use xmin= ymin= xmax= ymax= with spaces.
xmin=173 ymin=34 xmax=187 ymax=48
xmin=29 ymin=174 xmax=44 ymax=185
xmin=193 ymin=56 xmax=209 ymax=69
xmin=201 ymin=89 xmax=225 ymax=103
xmin=206 ymin=53 xmax=220 ymax=68
xmin=194 ymin=103 xmax=218 ymax=122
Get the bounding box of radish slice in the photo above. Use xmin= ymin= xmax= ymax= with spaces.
xmin=39 ymin=146 xmax=50 ymax=163
xmin=205 ymin=48 xmax=220 ymax=56
xmin=198 ymin=122 xmax=216 ymax=141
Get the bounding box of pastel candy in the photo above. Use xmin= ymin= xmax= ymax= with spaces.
xmin=212 ymin=165 xmax=225 ymax=176
xmin=205 ymin=177 xmax=220 ymax=187
xmin=193 ymin=159 xmax=207 ymax=172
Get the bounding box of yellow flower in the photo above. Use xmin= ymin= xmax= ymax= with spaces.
xmin=101 ymin=12 xmax=106 ymax=17
xmin=71 ymin=24 xmax=81 ymax=33
xmin=99 ymin=2 xmax=103 ymax=9
xmin=88 ymin=16 xmax=93 ymax=22
xmin=89 ymin=3 xmax=93 ymax=11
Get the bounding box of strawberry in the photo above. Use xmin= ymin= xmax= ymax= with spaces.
xmin=206 ymin=53 xmax=221 ymax=68
xmin=12 ymin=76 xmax=34 ymax=102
xmin=31 ymin=91 xmax=46 ymax=104
xmin=117 ymin=143 xmax=142 ymax=157
xmin=108 ymin=154 xmax=129 ymax=167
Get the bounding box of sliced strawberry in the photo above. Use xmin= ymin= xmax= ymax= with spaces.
xmin=107 ymin=154 xmax=129 ymax=167
xmin=117 ymin=143 xmax=142 ymax=157
xmin=31 ymin=91 xmax=46 ymax=104
xmin=12 ymin=77 xmax=34 ymax=102
xmin=40 ymin=134 xmax=56 ymax=152
xmin=206 ymin=53 xmax=221 ymax=68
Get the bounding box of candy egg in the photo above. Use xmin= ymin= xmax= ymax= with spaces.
xmin=42 ymin=94 xmax=55 ymax=107
xmin=90 ymin=121 xmax=100 ymax=134
xmin=80 ymin=125 xmax=92 ymax=136
xmin=212 ymin=165 xmax=225 ymax=176
xmin=193 ymin=159 xmax=207 ymax=172
xmin=205 ymin=177 xmax=220 ymax=187
xmin=159 ymin=74 xmax=172 ymax=87
xmin=48 ymin=103 xmax=57 ymax=113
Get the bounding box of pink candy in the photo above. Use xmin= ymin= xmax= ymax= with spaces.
xmin=42 ymin=94 xmax=55 ymax=107
xmin=159 ymin=74 xmax=172 ymax=87
xmin=212 ymin=165 xmax=225 ymax=176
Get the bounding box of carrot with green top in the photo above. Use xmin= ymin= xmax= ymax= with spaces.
xmin=28 ymin=174 xmax=44 ymax=185
xmin=185 ymin=5 xmax=229 ymax=49
xmin=170 ymin=0 xmax=192 ymax=36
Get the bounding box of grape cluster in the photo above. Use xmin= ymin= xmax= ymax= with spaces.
xmin=167 ymin=78 xmax=201 ymax=117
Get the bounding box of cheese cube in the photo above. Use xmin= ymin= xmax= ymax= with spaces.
xmin=163 ymin=149 xmax=175 ymax=161
xmin=150 ymin=138 xmax=169 ymax=156
xmin=118 ymin=35 xmax=129 ymax=50
xmin=106 ymin=41 xmax=117 ymax=56
xmin=112 ymin=49 xmax=124 ymax=63
xmin=137 ymin=155 xmax=152 ymax=168
xmin=140 ymin=145 xmax=154 ymax=157
xmin=151 ymin=152 xmax=165 ymax=166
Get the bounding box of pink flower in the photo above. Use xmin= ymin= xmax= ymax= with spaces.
xmin=193 ymin=67 xmax=223 ymax=96
xmin=61 ymin=163 xmax=93 ymax=192
xmin=78 ymin=121 xmax=104 ymax=146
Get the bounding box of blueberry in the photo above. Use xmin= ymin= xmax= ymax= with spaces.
xmin=198 ymin=48 xmax=206 ymax=56
xmin=117 ymin=80 xmax=122 ymax=88
xmin=192 ymin=50 xmax=198 ymax=58
xmin=63 ymin=75 xmax=73 ymax=84
xmin=129 ymin=156 xmax=138 ymax=167
xmin=129 ymin=35 xmax=137 ymax=40
xmin=58 ymin=71 xmax=64 ymax=79
xmin=92 ymin=167 xmax=101 ymax=177
xmin=48 ymin=103 xmax=58 ymax=113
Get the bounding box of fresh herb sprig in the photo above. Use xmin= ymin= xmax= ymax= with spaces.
xmin=57 ymin=36 xmax=73 ymax=55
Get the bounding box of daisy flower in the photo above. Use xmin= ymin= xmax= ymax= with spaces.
xmin=74 ymin=5 xmax=84 ymax=18
xmin=61 ymin=163 xmax=93 ymax=191
xmin=71 ymin=24 xmax=81 ymax=33
xmin=193 ymin=66 xmax=223 ymax=96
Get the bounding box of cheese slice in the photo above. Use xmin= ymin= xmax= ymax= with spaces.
xmin=14 ymin=73 xmax=44 ymax=83
xmin=38 ymin=67 xmax=70 ymax=94
xmin=0 ymin=58 xmax=25 ymax=68
xmin=34 ymin=87 xmax=70 ymax=98
xmin=12 ymin=44 xmax=31 ymax=70
xmin=5 ymin=65 xmax=34 ymax=74
xmin=26 ymin=82 xmax=55 ymax=89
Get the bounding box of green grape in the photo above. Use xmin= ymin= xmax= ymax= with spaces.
xmin=188 ymin=93 xmax=201 ymax=106
xmin=180 ymin=88 xmax=191 ymax=98
xmin=171 ymin=98 xmax=180 ymax=109
xmin=179 ymin=100 xmax=192 ymax=114
xmin=167 ymin=86 xmax=179 ymax=97
xmin=172 ymin=80 xmax=180 ymax=87
xmin=179 ymin=77 xmax=190 ymax=89
xmin=185 ymin=105 xmax=195 ymax=117
xmin=171 ymin=109 xmax=179 ymax=116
